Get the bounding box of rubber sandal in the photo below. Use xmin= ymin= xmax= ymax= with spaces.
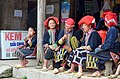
xmin=42 ymin=67 xmax=48 ymax=72
xmin=48 ymin=65 xmax=53 ymax=70
xmin=108 ymin=75 xmax=117 ymax=79
xmin=75 ymin=72 xmax=84 ymax=78
xmin=53 ymin=68 xmax=59 ymax=74
xmin=15 ymin=65 xmax=25 ymax=69
xmin=58 ymin=67 xmax=65 ymax=72
xmin=63 ymin=69 xmax=75 ymax=74
xmin=117 ymin=75 xmax=120 ymax=79
xmin=87 ymin=71 xmax=101 ymax=77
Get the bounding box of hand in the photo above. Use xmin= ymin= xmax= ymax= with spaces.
xmin=58 ymin=34 xmax=68 ymax=45
xmin=62 ymin=34 xmax=68 ymax=40
xmin=24 ymin=37 xmax=27 ymax=41
xmin=43 ymin=44 xmax=49 ymax=48
xmin=55 ymin=46 xmax=60 ymax=51
xmin=27 ymin=34 xmax=31 ymax=38
xmin=63 ymin=44 xmax=72 ymax=52
xmin=76 ymin=47 xmax=84 ymax=50
xmin=27 ymin=34 xmax=31 ymax=40
xmin=49 ymin=45 xmax=55 ymax=50
xmin=98 ymin=45 xmax=102 ymax=48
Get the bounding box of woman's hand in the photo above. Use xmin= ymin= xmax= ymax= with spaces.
xmin=62 ymin=34 xmax=68 ymax=40
xmin=27 ymin=34 xmax=31 ymax=39
xmin=43 ymin=44 xmax=49 ymax=48
xmin=76 ymin=47 xmax=84 ymax=50
xmin=49 ymin=45 xmax=55 ymax=50
xmin=63 ymin=44 xmax=72 ymax=52
xmin=58 ymin=34 xmax=68 ymax=45
xmin=98 ymin=45 xmax=102 ymax=48
xmin=55 ymin=46 xmax=60 ymax=51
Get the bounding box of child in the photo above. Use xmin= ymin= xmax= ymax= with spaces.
xmin=65 ymin=15 xmax=102 ymax=78
xmin=42 ymin=16 xmax=60 ymax=71
xmin=89 ymin=12 xmax=119 ymax=77
xmin=15 ymin=27 xmax=37 ymax=68
xmin=53 ymin=18 xmax=83 ymax=74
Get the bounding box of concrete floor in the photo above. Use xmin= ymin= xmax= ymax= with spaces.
xmin=0 ymin=59 xmax=119 ymax=79
xmin=0 ymin=59 xmax=37 ymax=67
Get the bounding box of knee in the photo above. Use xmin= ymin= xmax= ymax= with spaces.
xmin=45 ymin=49 xmax=54 ymax=60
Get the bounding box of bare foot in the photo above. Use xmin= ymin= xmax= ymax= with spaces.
xmin=25 ymin=59 xmax=29 ymax=65
xmin=88 ymin=71 xmax=101 ymax=77
xmin=108 ymin=75 xmax=118 ymax=79
xmin=42 ymin=67 xmax=48 ymax=72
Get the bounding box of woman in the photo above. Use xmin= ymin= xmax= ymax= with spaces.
xmin=42 ymin=16 xmax=60 ymax=71
xmin=89 ymin=12 xmax=119 ymax=77
xmin=53 ymin=18 xmax=83 ymax=74
xmin=65 ymin=15 xmax=102 ymax=78
xmin=15 ymin=27 xmax=37 ymax=68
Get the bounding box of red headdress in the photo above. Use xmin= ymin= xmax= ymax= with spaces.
xmin=44 ymin=16 xmax=59 ymax=30
xmin=65 ymin=18 xmax=75 ymax=28
xmin=104 ymin=12 xmax=117 ymax=27
xmin=78 ymin=15 xmax=96 ymax=28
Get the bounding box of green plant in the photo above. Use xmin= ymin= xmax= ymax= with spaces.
xmin=21 ymin=76 xmax=27 ymax=79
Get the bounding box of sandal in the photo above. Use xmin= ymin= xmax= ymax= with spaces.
xmin=87 ymin=71 xmax=101 ymax=77
xmin=75 ymin=72 xmax=84 ymax=78
xmin=48 ymin=65 xmax=53 ymax=70
xmin=15 ymin=65 xmax=25 ymax=69
xmin=42 ymin=67 xmax=48 ymax=72
xmin=58 ymin=67 xmax=65 ymax=72
xmin=64 ymin=69 xmax=75 ymax=74
xmin=53 ymin=68 xmax=59 ymax=74
xmin=108 ymin=75 xmax=117 ymax=79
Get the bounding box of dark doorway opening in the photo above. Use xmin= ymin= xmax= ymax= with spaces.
xmin=28 ymin=1 xmax=37 ymax=29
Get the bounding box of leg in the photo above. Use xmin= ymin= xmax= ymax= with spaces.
xmin=20 ymin=58 xmax=29 ymax=67
xmin=75 ymin=65 xmax=84 ymax=78
xmin=25 ymin=58 xmax=29 ymax=64
xmin=114 ymin=64 xmax=120 ymax=76
xmin=78 ymin=65 xmax=83 ymax=73
xmin=15 ymin=49 xmax=31 ymax=68
xmin=43 ymin=59 xmax=48 ymax=68
xmin=108 ymin=64 xmax=120 ymax=79
xmin=105 ymin=60 xmax=113 ymax=76
xmin=20 ymin=59 xmax=25 ymax=67
xmin=43 ymin=48 xmax=54 ymax=71
xmin=42 ymin=59 xmax=49 ymax=71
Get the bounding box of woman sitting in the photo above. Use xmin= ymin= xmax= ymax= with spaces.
xmin=65 ymin=15 xmax=102 ymax=78
xmin=88 ymin=12 xmax=119 ymax=77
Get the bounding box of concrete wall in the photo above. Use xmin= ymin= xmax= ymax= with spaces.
xmin=46 ymin=0 xmax=60 ymax=19
xmin=0 ymin=0 xmax=37 ymax=30
xmin=0 ymin=0 xmax=29 ymax=30
xmin=0 ymin=0 xmax=58 ymax=30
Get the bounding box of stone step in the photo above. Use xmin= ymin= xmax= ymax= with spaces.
xmin=13 ymin=67 xmax=108 ymax=79
xmin=1 ymin=77 xmax=20 ymax=79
